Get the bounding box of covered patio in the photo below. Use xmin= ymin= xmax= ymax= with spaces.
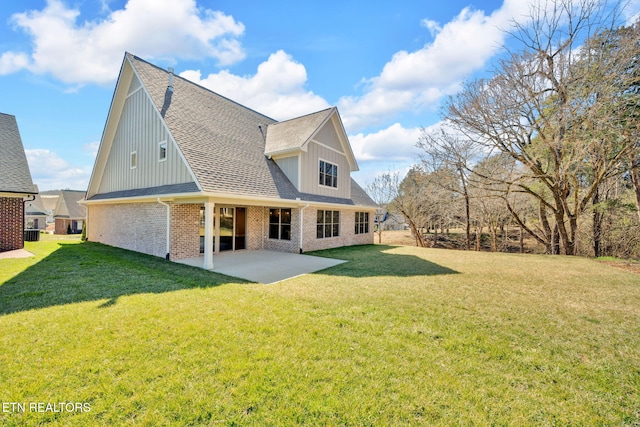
xmin=176 ymin=249 xmax=346 ymax=284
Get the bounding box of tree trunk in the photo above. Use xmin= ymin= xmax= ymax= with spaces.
xmin=491 ymin=226 xmax=498 ymax=252
xmin=552 ymin=222 xmax=561 ymax=255
xmin=592 ymin=187 xmax=603 ymax=257
xmin=539 ymin=203 xmax=553 ymax=254
xmin=630 ymin=166 xmax=640 ymax=224
xmin=404 ymin=214 xmax=426 ymax=248
xmin=475 ymin=224 xmax=483 ymax=251
xmin=433 ymin=224 xmax=438 ymax=248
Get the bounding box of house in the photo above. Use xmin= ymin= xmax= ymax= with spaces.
xmin=0 ymin=113 xmax=37 ymax=252
xmin=84 ymin=53 xmax=376 ymax=267
xmin=25 ymin=186 xmax=47 ymax=231
xmin=374 ymin=208 xmax=408 ymax=231
xmin=54 ymin=190 xmax=86 ymax=234
xmin=40 ymin=189 xmax=61 ymax=225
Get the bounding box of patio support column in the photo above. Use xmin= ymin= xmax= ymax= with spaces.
xmin=204 ymin=201 xmax=214 ymax=269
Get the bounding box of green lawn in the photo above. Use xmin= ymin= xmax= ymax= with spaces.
xmin=1 ymin=236 xmax=639 ymax=426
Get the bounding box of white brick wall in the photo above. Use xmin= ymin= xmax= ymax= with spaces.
xmin=262 ymin=207 xmax=300 ymax=253
xmin=301 ymin=207 xmax=374 ymax=252
xmin=170 ymin=204 xmax=200 ymax=260
xmin=88 ymin=202 xmax=168 ymax=258
xmin=88 ymin=202 xmax=375 ymax=259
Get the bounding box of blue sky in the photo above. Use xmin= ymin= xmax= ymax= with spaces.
xmin=1 ymin=0 xmax=638 ymax=191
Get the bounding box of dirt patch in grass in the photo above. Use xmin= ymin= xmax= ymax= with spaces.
xmin=377 ymin=229 xmax=539 ymax=253
xmin=599 ymin=260 xmax=640 ymax=274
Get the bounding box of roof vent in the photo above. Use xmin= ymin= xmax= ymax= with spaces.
xmin=167 ymin=67 xmax=174 ymax=93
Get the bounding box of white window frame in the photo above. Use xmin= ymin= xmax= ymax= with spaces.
xmin=318 ymin=159 xmax=338 ymax=190
xmin=130 ymin=151 xmax=137 ymax=169
xmin=159 ymin=141 xmax=167 ymax=162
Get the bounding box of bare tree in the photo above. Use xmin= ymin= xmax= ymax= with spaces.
xmin=394 ymin=168 xmax=430 ymax=248
xmin=417 ymin=127 xmax=478 ymax=250
xmin=366 ymin=169 xmax=430 ymax=247
xmin=366 ymin=173 xmax=394 ymax=244
xmin=445 ymin=0 xmax=635 ymax=255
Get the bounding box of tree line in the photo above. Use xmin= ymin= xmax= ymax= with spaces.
xmin=369 ymin=0 xmax=640 ymax=258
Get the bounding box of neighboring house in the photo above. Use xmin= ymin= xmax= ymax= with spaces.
xmin=25 ymin=186 xmax=47 ymax=231
xmin=374 ymin=208 xmax=408 ymax=231
xmin=40 ymin=189 xmax=61 ymax=224
xmin=85 ymin=53 xmax=376 ymax=267
xmin=0 ymin=113 xmax=37 ymax=252
xmin=54 ymin=190 xmax=86 ymax=234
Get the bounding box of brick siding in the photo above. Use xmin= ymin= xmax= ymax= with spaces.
xmin=262 ymin=207 xmax=300 ymax=253
xmin=301 ymin=207 xmax=374 ymax=252
xmin=246 ymin=206 xmax=263 ymax=250
xmin=88 ymin=202 xmax=374 ymax=260
xmin=170 ymin=203 xmax=200 ymax=260
xmin=0 ymin=197 xmax=24 ymax=252
xmin=87 ymin=202 xmax=168 ymax=258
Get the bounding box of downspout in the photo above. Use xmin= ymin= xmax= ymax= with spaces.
xmin=157 ymin=198 xmax=171 ymax=260
xmin=23 ymin=195 xmax=35 ymax=247
xmin=299 ymin=202 xmax=309 ymax=253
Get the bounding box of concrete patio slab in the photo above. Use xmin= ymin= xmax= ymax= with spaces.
xmin=0 ymin=249 xmax=34 ymax=259
xmin=176 ymin=250 xmax=346 ymax=284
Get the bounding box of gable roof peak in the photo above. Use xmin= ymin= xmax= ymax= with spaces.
xmin=126 ymin=53 xmax=276 ymax=123
xmin=0 ymin=112 xmax=37 ymax=194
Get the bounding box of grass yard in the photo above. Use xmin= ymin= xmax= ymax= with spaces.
xmin=1 ymin=236 xmax=639 ymax=426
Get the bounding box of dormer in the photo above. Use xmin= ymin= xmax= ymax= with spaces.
xmin=265 ymin=107 xmax=358 ymax=199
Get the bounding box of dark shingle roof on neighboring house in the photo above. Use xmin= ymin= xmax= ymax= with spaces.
xmin=54 ymin=190 xmax=86 ymax=219
xmin=0 ymin=113 xmax=36 ymax=194
xmin=124 ymin=54 xmax=376 ymax=208
xmin=25 ymin=186 xmax=47 ymax=215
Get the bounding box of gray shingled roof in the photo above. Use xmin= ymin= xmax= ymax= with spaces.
xmin=89 ymin=182 xmax=199 ymax=200
xmin=54 ymin=190 xmax=86 ymax=219
xmin=264 ymin=108 xmax=334 ymax=155
xmin=0 ymin=113 xmax=36 ymax=194
xmin=25 ymin=186 xmax=47 ymax=215
xmin=126 ymin=54 xmax=376 ymax=208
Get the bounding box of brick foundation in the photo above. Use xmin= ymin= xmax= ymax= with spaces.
xmin=0 ymin=197 xmax=24 ymax=252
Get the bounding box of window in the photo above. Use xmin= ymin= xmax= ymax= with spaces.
xmin=319 ymin=160 xmax=338 ymax=188
xmin=317 ymin=210 xmax=339 ymax=238
xmin=355 ymin=212 xmax=369 ymax=234
xmin=159 ymin=141 xmax=167 ymax=161
xmin=130 ymin=151 xmax=137 ymax=169
xmin=269 ymin=208 xmax=291 ymax=240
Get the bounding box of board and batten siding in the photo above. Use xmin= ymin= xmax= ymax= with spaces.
xmin=314 ymin=120 xmax=344 ymax=152
xmin=97 ymin=75 xmax=194 ymax=194
xmin=274 ymin=155 xmax=299 ymax=189
xmin=300 ymin=141 xmax=350 ymax=198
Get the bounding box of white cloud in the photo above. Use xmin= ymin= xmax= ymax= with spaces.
xmin=83 ymin=141 xmax=100 ymax=159
xmin=421 ymin=19 xmax=442 ymax=38
xmin=25 ymin=149 xmax=90 ymax=191
xmin=0 ymin=51 xmax=30 ymax=75
xmin=180 ymin=50 xmax=330 ymax=120
xmin=339 ymin=0 xmax=532 ymax=131
xmin=349 ymin=123 xmax=421 ymax=162
xmin=5 ymin=0 xmax=245 ymax=85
